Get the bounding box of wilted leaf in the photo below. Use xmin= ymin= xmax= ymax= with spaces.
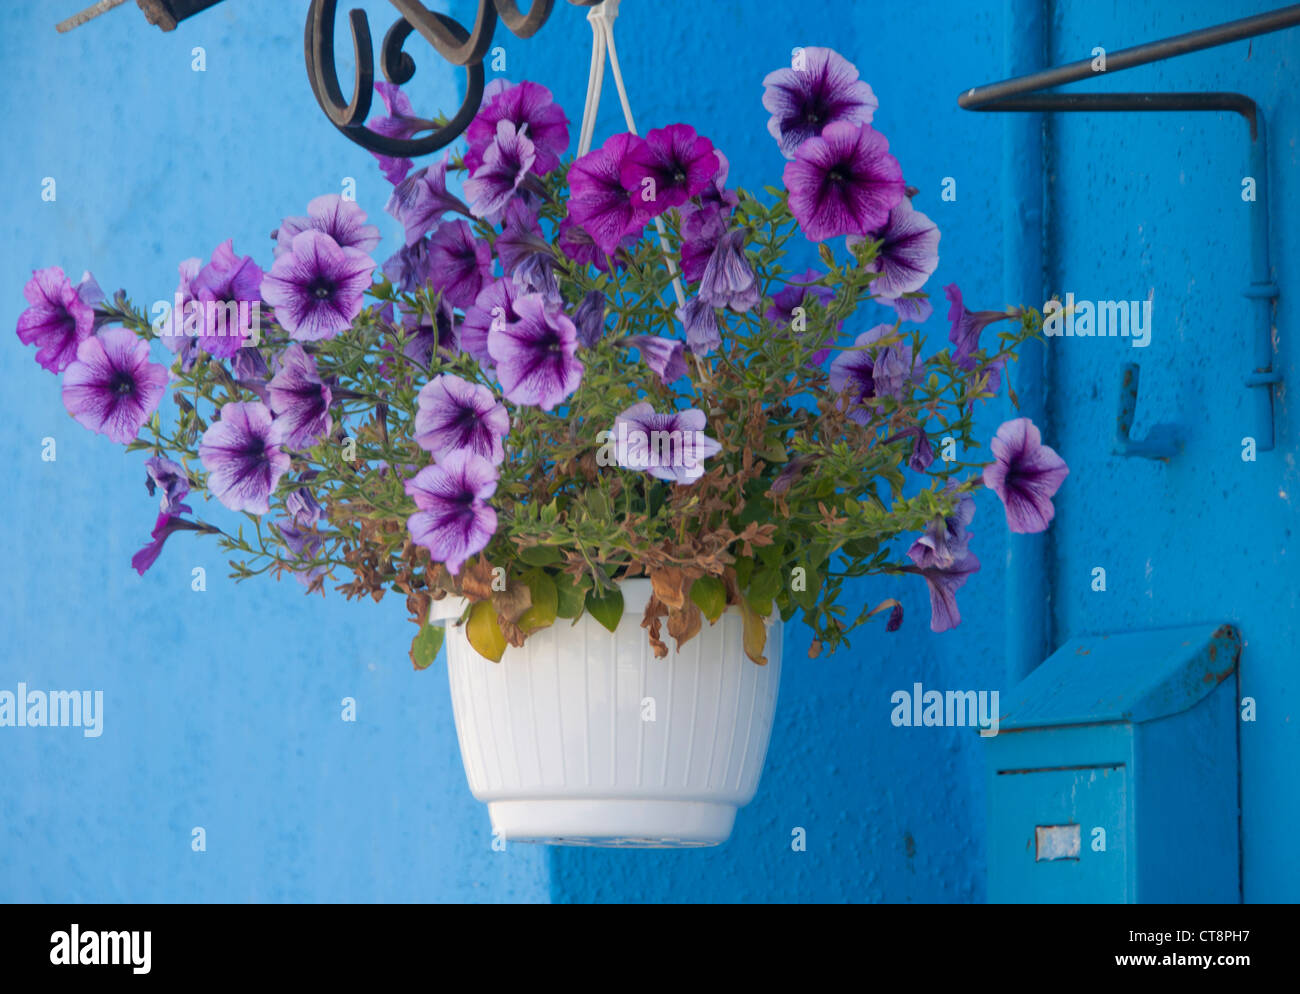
xmin=460 ymin=558 xmax=495 ymax=600
xmin=466 ymin=599 xmax=507 ymax=662
xmin=666 ymin=600 xmax=703 ymax=651
xmin=650 ymin=566 xmax=688 ymax=611
xmin=740 ymin=596 xmax=768 ymax=665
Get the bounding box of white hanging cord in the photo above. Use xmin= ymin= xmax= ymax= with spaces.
xmin=578 ymin=0 xmax=687 ymax=313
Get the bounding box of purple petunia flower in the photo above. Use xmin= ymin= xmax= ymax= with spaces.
xmin=16 ymin=266 xmax=97 ymax=373
xmin=261 ymin=231 xmax=375 ymax=342
xmin=156 ymin=258 xmax=203 ymax=368
xmin=414 ymin=374 xmax=510 ymax=464
xmin=982 ymin=418 xmax=1069 ymax=534
xmin=612 ymin=403 xmax=722 ymax=485
xmin=623 ymin=335 xmax=688 ymax=386
xmin=680 ymin=203 xmax=728 ymax=283
xmin=131 ymin=507 xmax=197 ymax=576
xmin=404 ymin=450 xmax=499 ymax=575
xmin=568 ymin=132 xmax=653 ymax=255
xmin=386 ymin=155 xmax=472 ymax=247
xmin=765 ymin=268 xmax=837 ymax=364
xmin=464 ymin=120 xmax=537 ymax=221
xmin=861 ymin=200 xmax=940 ymax=300
xmin=908 ymin=485 xmax=975 ymax=571
xmin=61 ymin=327 xmax=169 ymax=444
xmin=145 ymin=455 xmax=191 ymax=515
xmin=907 ymin=550 xmax=981 ymax=633
xmin=572 ymin=290 xmax=607 ymax=348
xmin=678 ymin=296 xmax=720 ymax=357
xmin=619 ymin=123 xmax=719 ymax=215
xmin=487 ymin=293 xmax=584 ymax=410
xmin=883 ymin=293 xmax=934 ymax=325
xmin=267 ymin=343 xmax=333 ymax=449
xmin=370 ymin=81 xmax=421 ymax=185
xmin=698 ymin=229 xmax=759 ymax=312
xmin=762 ymin=46 xmax=878 ymax=158
xmin=464 ymin=80 xmax=569 ymax=177
xmin=461 ymin=277 xmax=519 ymax=367
xmin=426 ymin=220 xmax=492 ymax=311
xmin=556 ymin=217 xmax=631 ymax=273
xmin=275 ymin=195 xmax=382 ymax=259
xmin=828 ymin=324 xmax=912 ymax=423
xmin=382 ymin=236 xmax=432 ymax=294
xmin=511 ymin=252 xmax=560 ymax=301
xmin=783 ymin=122 xmax=905 ymax=242
xmin=198 ymin=401 xmax=291 ymax=514
xmin=399 ymin=296 xmax=458 ymax=369
xmin=945 ymin=283 xmax=1015 ymax=370
xmin=495 ymin=199 xmax=550 ymax=277
xmin=193 ymin=240 xmax=264 ymax=358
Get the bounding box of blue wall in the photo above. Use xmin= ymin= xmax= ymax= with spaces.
xmin=3 ymin=0 xmax=1295 ymax=903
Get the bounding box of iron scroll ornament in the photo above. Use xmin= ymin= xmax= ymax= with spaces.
xmin=304 ymin=0 xmax=604 ymax=158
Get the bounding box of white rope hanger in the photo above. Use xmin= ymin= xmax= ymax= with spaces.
xmin=577 ymin=0 xmax=687 ymax=312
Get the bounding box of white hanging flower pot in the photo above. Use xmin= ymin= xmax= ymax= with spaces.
xmin=431 ymin=578 xmax=783 ymax=847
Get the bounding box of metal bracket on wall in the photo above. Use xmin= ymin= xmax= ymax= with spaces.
xmin=959 ymin=4 xmax=1300 ymax=453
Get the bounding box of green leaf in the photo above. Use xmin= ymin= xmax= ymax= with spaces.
xmin=518 ymin=545 xmax=562 ymax=566
xmin=740 ymin=596 xmax=769 ymax=665
xmin=748 ymin=565 xmax=783 ymax=605
xmin=466 ymin=600 xmax=507 ymax=662
xmin=518 ymin=568 xmax=558 ymax=632
xmin=585 ymin=586 xmax=625 ymax=633
xmin=409 ymin=622 xmax=445 ymax=670
xmin=554 ymin=573 xmax=591 ymax=620
xmin=733 ymin=556 xmax=755 ymax=590
xmin=689 ymin=576 xmax=727 ymax=623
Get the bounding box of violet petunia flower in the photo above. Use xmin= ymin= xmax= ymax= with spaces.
xmin=275 ymin=195 xmax=382 ymax=259
xmin=61 ymin=327 xmax=169 ymax=444
xmin=624 ymin=335 xmax=688 ymax=386
xmin=404 ymin=450 xmax=499 ymax=575
xmin=267 ymin=343 xmax=333 ymax=449
xmin=487 ymin=292 xmax=584 ymax=410
xmin=619 ymin=123 xmax=718 ymax=215
xmin=556 ymin=217 xmax=631 ymax=272
xmin=198 ymin=401 xmax=291 ymax=514
xmin=261 ymin=231 xmax=375 ymax=342
xmin=861 ymin=200 xmax=940 ymax=300
xmin=461 ymin=277 xmax=520 ymax=366
xmin=680 ymin=203 xmax=728 ymax=283
xmin=765 ymin=268 xmax=837 ymax=364
xmin=908 ymin=485 xmax=975 ymax=571
xmin=572 ymin=290 xmax=607 ymax=349
xmin=399 ymin=296 xmax=458 ymax=368
xmin=829 ymin=324 xmax=911 ymax=423
xmin=511 ymin=252 xmax=560 ymax=301
xmin=883 ymin=293 xmax=934 ymax=325
xmin=698 ymin=229 xmax=759 ymax=312
xmin=907 ymin=550 xmax=981 ymax=633
xmin=382 ymin=236 xmax=432 ymax=294
xmin=426 ymin=220 xmax=493 ymax=310
xmin=762 ymin=46 xmax=878 ymax=158
xmin=16 ymin=266 xmax=97 ymax=373
xmin=982 ymin=417 xmax=1069 ymax=534
xmin=612 ymin=403 xmax=722 ymax=485
xmin=369 ymin=81 xmax=421 ymax=185
xmin=783 ymin=122 xmax=905 ymax=242
xmin=386 ymin=155 xmax=472 ymax=246
xmin=568 ymin=132 xmax=653 ymax=255
xmin=677 ymin=296 xmax=720 ymax=357
xmin=464 ymin=80 xmax=569 ymax=177
xmin=414 ymin=374 xmax=510 ymax=464
xmin=464 ymin=120 xmax=537 ymax=221
xmin=131 ymin=506 xmax=197 ymax=576
xmin=145 ymin=455 xmax=191 ymax=515
xmin=193 ymin=240 xmax=264 ymax=358
xmin=157 ymin=258 xmax=203 ymax=368
xmin=945 ymin=283 xmax=1016 ymax=371
xmin=495 ymin=199 xmax=551 ymax=277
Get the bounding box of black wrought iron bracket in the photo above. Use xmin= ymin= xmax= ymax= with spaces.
xmin=959 ymin=4 xmax=1300 ymax=455
xmin=303 ymin=0 xmax=602 ymax=159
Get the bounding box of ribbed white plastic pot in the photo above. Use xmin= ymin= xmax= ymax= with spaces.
xmin=430 ymin=578 xmax=782 ymax=847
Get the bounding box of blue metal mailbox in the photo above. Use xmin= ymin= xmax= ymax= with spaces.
xmin=985 ymin=624 xmax=1241 ymax=903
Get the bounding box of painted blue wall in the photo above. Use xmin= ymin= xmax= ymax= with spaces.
xmin=3 ymin=0 xmax=1295 ymax=904
xmin=0 ymin=1 xmax=549 ymax=902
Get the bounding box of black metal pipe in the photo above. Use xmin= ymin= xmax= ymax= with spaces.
xmin=959 ymin=4 xmax=1300 ymax=108
xmin=965 ymin=92 xmax=1259 ymax=136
